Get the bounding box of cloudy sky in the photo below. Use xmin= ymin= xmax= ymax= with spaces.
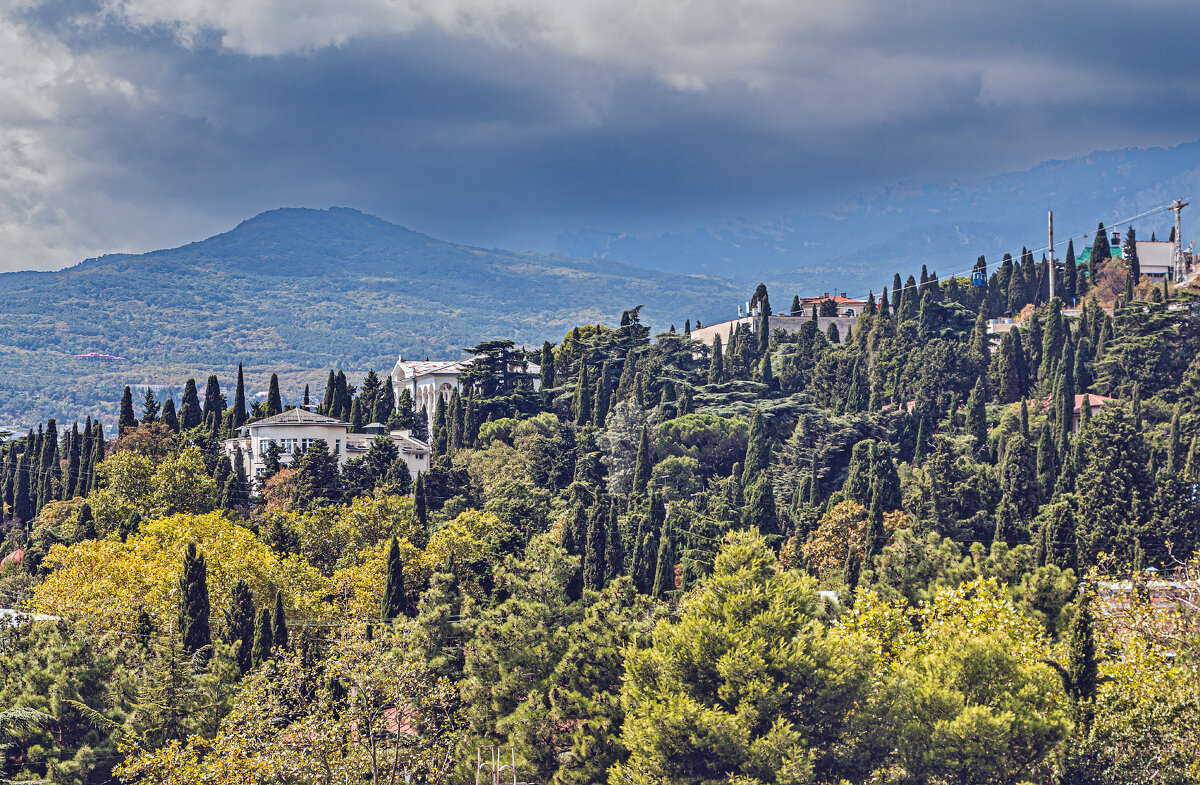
xmin=1 ymin=0 xmax=1198 ymax=270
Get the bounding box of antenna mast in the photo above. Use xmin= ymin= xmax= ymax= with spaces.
xmin=1048 ymin=210 xmax=1055 ymax=302
xmin=1172 ymin=199 xmax=1189 ymax=281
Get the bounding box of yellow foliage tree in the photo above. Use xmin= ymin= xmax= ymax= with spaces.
xmin=32 ymin=511 xmax=330 ymax=630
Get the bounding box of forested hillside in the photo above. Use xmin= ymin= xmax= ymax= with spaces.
xmin=1 ymin=237 xmax=1199 ymax=784
xmin=0 ymin=207 xmax=738 ymax=427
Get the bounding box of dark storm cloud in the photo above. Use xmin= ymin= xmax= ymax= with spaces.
xmin=2 ymin=0 xmax=1199 ymax=268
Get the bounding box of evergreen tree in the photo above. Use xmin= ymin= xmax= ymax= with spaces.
xmin=202 ymin=375 xmax=224 ymax=424
xmin=13 ymin=452 xmax=31 ymax=522
xmin=539 ymin=341 xmax=556 ymax=390
xmin=233 ymin=363 xmax=248 ymax=427
xmin=708 ymin=335 xmax=725 ymax=384
xmin=1124 ymin=226 xmax=1139 ymax=281
xmin=178 ymin=542 xmax=211 ymax=655
xmin=251 ymin=606 xmax=273 ymax=667
xmin=592 ymin=361 xmax=612 ymax=426
xmin=64 ymin=423 xmax=81 ymax=498
xmin=965 ymin=376 xmax=987 ymax=456
xmin=119 ymin=386 xmax=137 ymax=434
xmin=630 ymin=492 xmax=665 ymax=594
xmin=745 ymin=471 xmax=780 ymax=538
xmin=1065 ymin=588 xmax=1098 ymax=727
xmin=226 ymin=580 xmax=255 ymax=674
xmin=374 ymin=377 xmax=396 ymax=424
xmin=161 ymin=398 xmax=179 ymax=432
xmin=319 ymin=370 xmax=336 ymax=415
xmin=415 ymin=473 xmax=428 ymax=529
xmin=583 ymin=502 xmax=607 ymax=591
xmin=72 ymin=502 xmax=97 ymax=543
xmin=651 ymin=523 xmax=675 ymax=598
xmin=757 ymin=351 xmax=775 ymax=390
xmin=288 ymin=439 xmax=343 ymax=510
xmin=272 ymin=590 xmax=288 ymax=651
xmin=742 ymin=410 xmax=770 ymax=486
xmin=179 ymin=379 xmax=202 ymax=430
xmin=140 ymin=388 xmax=160 ymax=425
xmin=573 ymin=362 xmax=591 ymax=426
xmin=632 ymin=426 xmax=652 ymax=495
xmin=264 ymin=374 xmax=283 ymax=417
xmin=381 ymin=536 xmax=407 ymax=621
xmin=1089 ymin=222 xmax=1110 ymax=285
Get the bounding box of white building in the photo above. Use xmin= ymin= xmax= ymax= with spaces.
xmin=223 ymin=408 xmax=431 ymax=480
xmin=391 ymin=355 xmax=540 ymax=423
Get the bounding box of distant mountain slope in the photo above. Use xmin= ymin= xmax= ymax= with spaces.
xmin=558 ymin=139 xmax=1200 ymax=294
xmin=0 ymin=207 xmax=739 ymax=426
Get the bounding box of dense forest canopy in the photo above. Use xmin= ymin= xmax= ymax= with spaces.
xmin=1 ymin=238 xmax=1200 ymax=784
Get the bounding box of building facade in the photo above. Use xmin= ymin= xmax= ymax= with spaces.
xmin=223 ymin=408 xmax=431 ymax=481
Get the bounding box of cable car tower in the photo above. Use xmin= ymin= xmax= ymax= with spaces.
xmin=1172 ymin=199 xmax=1189 ymax=281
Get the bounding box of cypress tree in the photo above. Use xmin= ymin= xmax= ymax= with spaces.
xmin=745 ymin=471 xmax=780 ymax=537
xmin=349 ymin=397 xmax=365 ymax=433
xmin=707 ymin=335 xmax=725 ymax=384
xmin=790 ymin=295 xmax=801 ymax=316
xmin=303 ymin=384 xmax=311 ymax=409
xmin=381 ymin=536 xmax=406 ymax=621
xmin=232 ymin=363 xmax=248 ymax=426
xmin=758 ymin=351 xmax=775 ymax=390
xmin=583 ymin=502 xmax=607 ymax=591
xmin=965 ymin=376 xmax=987 ymax=456
xmin=1089 ymin=222 xmax=1109 ymax=285
xmin=631 ymin=493 xmax=665 ymax=593
xmin=1036 ymin=420 xmax=1059 ymax=500
xmin=632 ymin=426 xmax=652 ymax=495
xmin=414 ymin=474 xmax=428 ymax=529
xmin=265 ymin=374 xmax=283 ymax=417
xmin=605 ymin=501 xmax=624 ymax=581
xmin=251 ymin=607 xmax=273 ymax=667
xmin=593 ymin=361 xmax=613 ymax=426
xmin=178 ymin=542 xmax=212 ymax=655
xmin=742 ymin=410 xmax=770 ymax=486
xmin=757 ymin=307 xmax=770 ymax=355
xmin=226 ymin=580 xmax=255 ymax=674
xmin=431 ymin=395 xmax=448 ymax=455
xmin=1167 ymin=406 xmax=1182 ymax=473
xmin=865 ymin=483 xmax=886 ymax=562
xmin=1061 ymin=238 xmax=1077 ymax=300
xmin=180 ymin=379 xmax=202 ymax=430
xmin=202 ymin=375 xmax=223 ymax=424
xmin=1066 ymin=588 xmax=1098 ymax=727
xmin=65 ymin=423 xmax=81 ymax=498
xmin=651 ymin=523 xmax=675 ymax=598
xmin=119 ymin=386 xmax=137 ymax=434
xmin=1039 ymin=299 xmax=1064 ymax=385
xmin=539 ymin=341 xmax=556 ymax=390
xmin=13 ymin=453 xmax=31 ymax=523
xmin=162 ymin=398 xmax=179 ymax=432
xmin=826 ymin=322 xmax=840 ymax=343
xmin=320 ymin=370 xmax=336 ymax=415
xmin=86 ymin=428 xmax=104 ymax=495
xmin=72 ymin=502 xmax=96 ymax=543
xmin=375 ymin=377 xmax=395 ymax=424
xmin=573 ymin=362 xmax=591 ymax=426
xmin=272 ymin=590 xmax=288 ymax=651
xmin=334 ymin=370 xmax=350 ymax=420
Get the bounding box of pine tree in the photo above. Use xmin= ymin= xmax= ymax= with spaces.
xmin=226 ymin=580 xmax=255 ymax=674
xmin=632 ymin=426 xmax=652 ymax=495
xmin=180 ymin=379 xmax=202 ymax=430
xmin=272 ymin=590 xmax=288 ymax=651
xmin=119 ymin=386 xmax=138 ymax=434
xmin=251 ymin=607 xmax=273 ymax=667
xmin=381 ymin=536 xmax=406 ymax=621
xmin=140 ymin=388 xmax=160 ymax=425
xmin=233 ymin=364 xmax=248 ymax=426
xmin=178 ymin=542 xmax=211 ymax=655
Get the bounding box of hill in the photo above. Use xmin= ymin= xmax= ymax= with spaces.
xmin=558 ymin=138 xmax=1200 ymax=293
xmin=0 ymin=207 xmax=740 ymax=427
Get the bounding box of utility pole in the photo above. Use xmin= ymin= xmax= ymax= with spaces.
xmin=1172 ymin=199 xmax=1189 ymax=281
xmin=1048 ymin=210 xmax=1056 ymax=302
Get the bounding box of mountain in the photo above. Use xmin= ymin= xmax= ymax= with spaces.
xmin=0 ymin=208 xmax=740 ymax=427
xmin=558 ymin=138 xmax=1200 ymax=294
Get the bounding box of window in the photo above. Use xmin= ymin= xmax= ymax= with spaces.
xmin=335 ymin=439 xmax=341 ymax=455
xmin=279 ymin=438 xmax=297 ymax=453
xmin=258 ymin=438 xmax=276 ymax=455
xmin=301 ymin=438 xmax=315 ymax=452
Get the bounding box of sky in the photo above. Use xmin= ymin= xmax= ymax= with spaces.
xmin=1 ymin=0 xmax=1199 ymax=271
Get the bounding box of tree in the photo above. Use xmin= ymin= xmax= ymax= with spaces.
xmin=1066 ymin=588 xmax=1098 ymax=723
xmin=258 ymin=373 xmax=280 ymax=418
xmin=251 ymin=606 xmax=273 ymax=667
xmin=141 ymin=388 xmax=160 ymax=425
xmin=72 ymin=502 xmax=97 ymax=543
xmin=233 ymin=363 xmax=248 ymax=426
xmin=381 ymin=536 xmax=407 ymax=621
xmin=741 ymin=409 xmax=770 ymax=486
xmin=272 ymin=590 xmax=288 ymax=651
xmin=1062 ymin=238 xmax=1077 ymax=300
xmin=119 ymin=386 xmax=138 ymax=434
xmin=572 ymin=361 xmax=591 ymax=426
xmin=1124 ymin=226 xmax=1139 ymax=282
xmin=1090 ymin=222 xmax=1110 ymax=285
xmin=178 ymin=542 xmax=211 ymax=655
xmin=632 ymin=425 xmax=652 ymax=496
xmin=539 ymin=341 xmax=556 ymax=390
xmin=708 ymin=334 xmax=725 ymax=384
xmin=288 ymin=439 xmax=342 ymax=510
xmin=616 ymin=530 xmax=873 ymax=784
xmin=745 ymin=471 xmax=780 ymax=538
xmin=179 ymin=378 xmax=202 ymax=430
xmin=965 ymin=375 xmax=987 ymax=456
xmin=583 ymin=502 xmax=608 ymax=591
xmin=226 ymin=580 xmax=255 ymax=674
xmin=202 ymin=375 xmax=224 ymax=425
